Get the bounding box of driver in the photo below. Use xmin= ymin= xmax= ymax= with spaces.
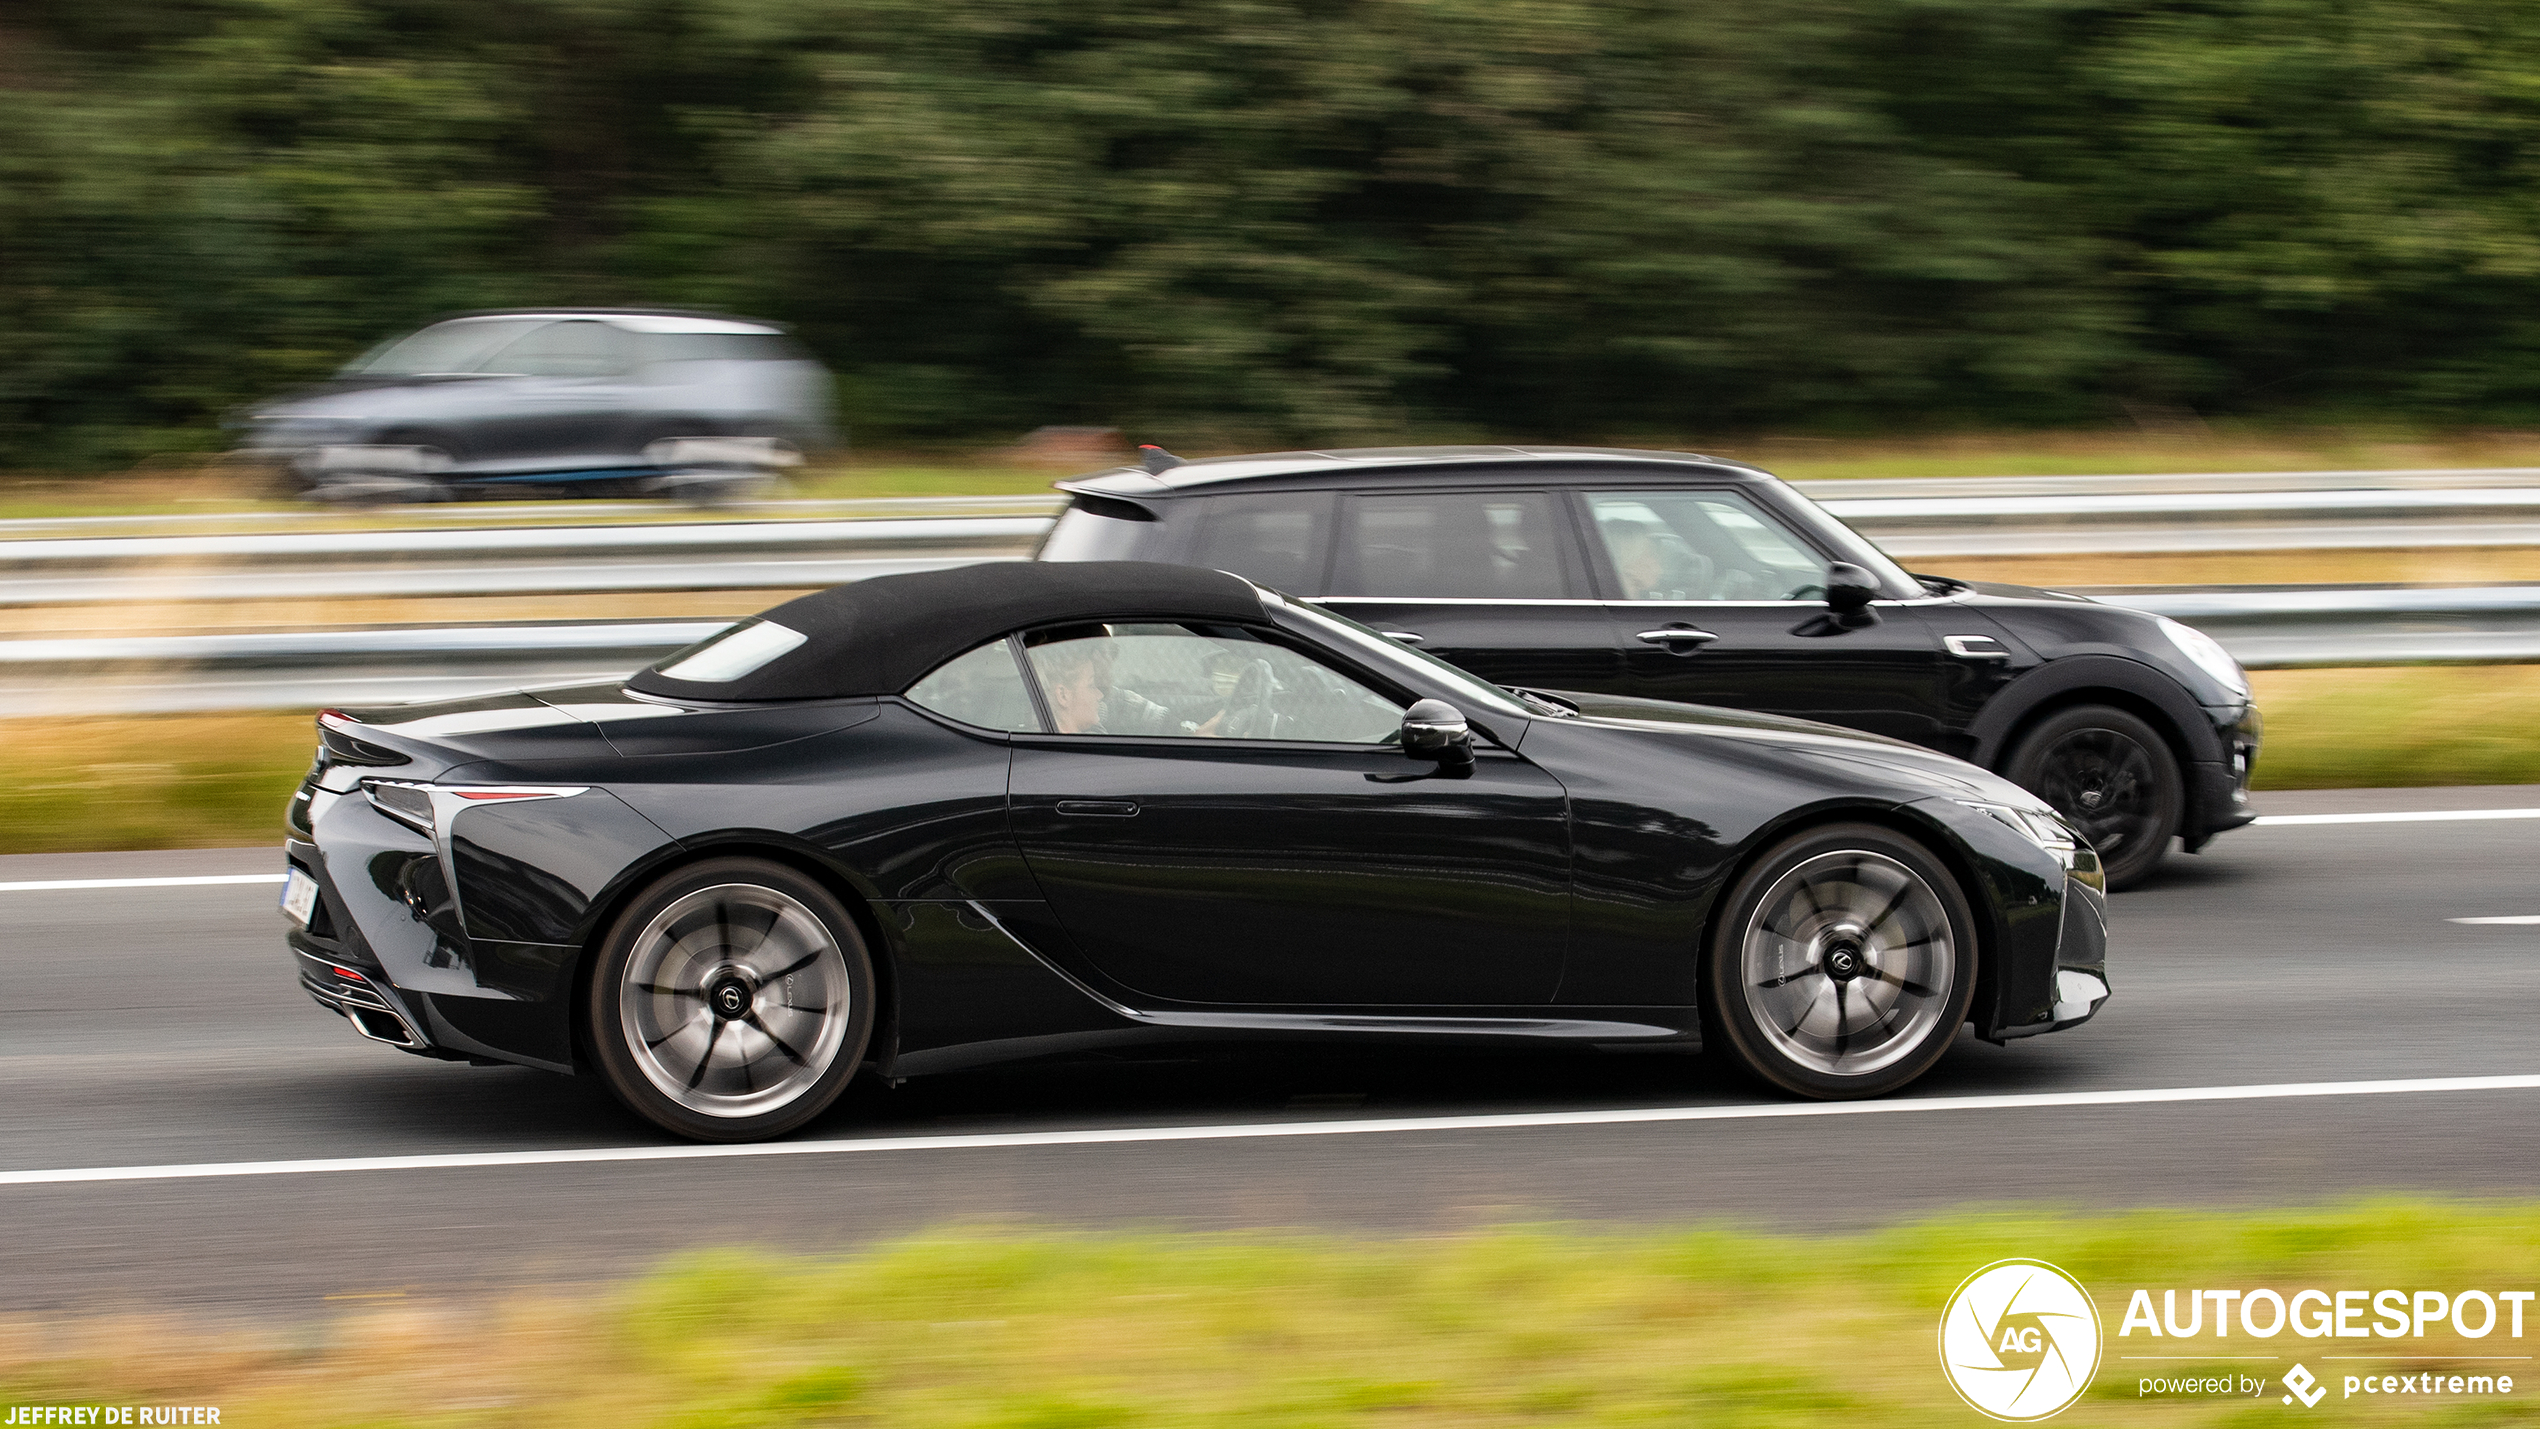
xmin=1037 ymin=633 xmax=1225 ymax=736
xmin=1607 ymin=525 xmax=1689 ymax=601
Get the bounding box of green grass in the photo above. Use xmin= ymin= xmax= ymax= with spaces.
xmin=1 ymin=668 xmax=2535 ymax=855
xmin=2248 ymin=666 xmax=2540 ymax=789
xmin=8 ymin=1201 xmax=2540 ymax=1426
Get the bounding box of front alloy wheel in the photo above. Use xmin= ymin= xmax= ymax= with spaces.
xmin=589 ymin=858 xmax=872 ymax=1141
xmin=1704 ymin=824 xmax=1977 ymax=1099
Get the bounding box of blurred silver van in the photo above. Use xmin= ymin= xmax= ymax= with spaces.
xmin=235 ymin=309 xmax=835 ymax=501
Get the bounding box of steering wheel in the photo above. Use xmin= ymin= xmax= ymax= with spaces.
xmin=1220 ymin=658 xmax=1280 ymax=739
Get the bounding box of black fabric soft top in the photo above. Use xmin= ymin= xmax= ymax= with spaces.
xmin=627 ymin=560 xmax=1267 ymax=703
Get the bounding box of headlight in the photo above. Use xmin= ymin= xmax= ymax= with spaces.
xmin=1956 ymin=799 xmax=2078 ymax=853
xmin=2155 ymin=615 xmax=2250 ymax=699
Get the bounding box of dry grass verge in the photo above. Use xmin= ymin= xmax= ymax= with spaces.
xmin=0 ymin=668 xmax=2534 ymax=855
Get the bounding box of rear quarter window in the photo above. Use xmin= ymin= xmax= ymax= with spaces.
xmin=1187 ymin=492 xmax=1335 ymax=593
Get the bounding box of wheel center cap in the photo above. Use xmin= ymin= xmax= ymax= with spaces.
xmin=2079 ymin=788 xmax=2104 ymax=808
xmin=1824 ymin=941 xmax=1864 ymax=982
xmin=707 ymin=976 xmax=752 ymax=1020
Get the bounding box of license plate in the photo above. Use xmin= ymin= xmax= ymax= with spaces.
xmin=280 ymin=868 xmax=320 ymax=928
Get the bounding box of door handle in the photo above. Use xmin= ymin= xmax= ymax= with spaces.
xmin=1381 ymin=631 xmax=1426 ymax=645
xmin=1634 ymin=627 xmax=1720 ymax=654
xmin=1054 ymin=799 xmax=1140 ymax=818
xmin=1942 ymin=634 xmax=2011 ymax=661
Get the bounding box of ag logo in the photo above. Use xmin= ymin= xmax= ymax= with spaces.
xmin=1939 ymin=1259 xmax=2102 ymax=1421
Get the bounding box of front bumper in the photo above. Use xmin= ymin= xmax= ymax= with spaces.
xmin=1990 ymin=866 xmax=2111 ymax=1041
xmin=2185 ymin=701 xmax=2263 ymax=850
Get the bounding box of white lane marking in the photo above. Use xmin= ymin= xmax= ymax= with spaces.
xmin=2452 ymin=916 xmax=2540 ymax=925
xmin=2 ymin=1073 xmax=2535 ymax=1189
xmin=0 ymin=873 xmax=285 ymax=893
xmin=2255 ymin=808 xmax=2540 ymax=826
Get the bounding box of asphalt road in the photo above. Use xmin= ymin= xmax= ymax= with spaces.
xmin=6 ymin=785 xmax=2540 ymax=1316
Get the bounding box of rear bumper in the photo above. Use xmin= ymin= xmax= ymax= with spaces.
xmin=282 ymin=838 xmax=456 ymax=1060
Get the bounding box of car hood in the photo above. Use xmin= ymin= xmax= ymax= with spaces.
xmin=1546 ymin=689 xmax=2054 ymax=808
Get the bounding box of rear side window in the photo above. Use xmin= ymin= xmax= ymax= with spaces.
xmin=1188 ymin=493 xmax=1334 ymax=593
xmin=1333 ymin=490 xmax=1576 ymax=599
xmin=905 ymin=637 xmax=1041 ymax=732
xmin=651 ymin=619 xmax=809 ymax=683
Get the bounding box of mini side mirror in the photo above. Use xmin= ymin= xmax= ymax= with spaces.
xmin=1825 ymin=562 xmax=1880 ymax=614
xmin=1401 ymin=698 xmax=1474 ymax=767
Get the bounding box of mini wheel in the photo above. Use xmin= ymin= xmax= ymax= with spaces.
xmin=2003 ymin=704 xmax=2181 ymax=891
xmin=587 ymin=857 xmax=874 ymax=1141
xmin=1703 ymin=823 xmax=1977 ymax=1099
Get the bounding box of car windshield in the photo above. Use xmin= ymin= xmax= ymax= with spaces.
xmin=1268 ymin=591 xmax=1536 ymax=722
xmin=1772 ymin=488 xmax=1920 ymax=594
xmin=343 ymin=319 xmax=546 ymax=376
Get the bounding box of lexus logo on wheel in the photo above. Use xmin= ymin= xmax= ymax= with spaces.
xmin=1939 ymin=1259 xmax=2102 ymax=1421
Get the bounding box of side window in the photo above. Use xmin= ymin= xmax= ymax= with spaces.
xmin=1333 ymin=491 xmax=1575 ymax=599
xmin=1021 ymin=623 xmax=1400 ymax=744
xmin=1586 ymin=489 xmax=1831 ymax=602
xmin=484 ymin=320 xmax=631 ymax=378
xmin=905 ymin=638 xmax=1042 ymax=732
xmin=1188 ymin=492 xmax=1334 ymax=593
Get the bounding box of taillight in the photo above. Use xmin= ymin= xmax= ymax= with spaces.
xmin=317 ymin=710 xmax=409 ymax=767
xmin=359 ymin=781 xmax=587 ymax=836
xmin=363 ymin=780 xmax=436 ymax=833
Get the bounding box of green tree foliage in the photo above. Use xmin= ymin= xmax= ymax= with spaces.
xmin=5 ymin=0 xmax=2540 ymax=465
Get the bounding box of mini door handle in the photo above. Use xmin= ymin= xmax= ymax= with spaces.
xmin=1381 ymin=631 xmax=1427 ymax=645
xmin=1055 ymin=800 xmax=1140 ymax=818
xmin=1943 ymin=634 xmax=2011 ymax=661
xmin=1635 ymin=627 xmax=1719 ymax=648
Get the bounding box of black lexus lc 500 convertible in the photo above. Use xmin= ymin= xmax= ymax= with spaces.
xmin=283 ymin=561 xmax=2109 ymax=1141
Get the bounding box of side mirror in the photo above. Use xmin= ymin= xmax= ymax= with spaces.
xmin=1824 ymin=562 xmax=1881 ymax=627
xmin=1400 ymin=699 xmax=1474 ymax=768
xmin=1825 ymin=562 xmax=1879 ymax=613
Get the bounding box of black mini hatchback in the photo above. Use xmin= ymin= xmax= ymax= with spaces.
xmin=1040 ymin=446 xmax=2260 ymax=887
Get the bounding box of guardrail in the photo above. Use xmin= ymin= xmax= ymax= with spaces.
xmin=12 ymin=469 xmax=2540 ymax=605
xmin=7 ymin=585 xmax=2536 ymax=715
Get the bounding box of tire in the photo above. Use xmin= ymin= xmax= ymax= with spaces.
xmin=586 ymin=857 xmax=875 ymax=1141
xmin=1702 ymin=823 xmax=1978 ymax=1099
xmin=2002 ymin=705 xmax=2182 ymax=891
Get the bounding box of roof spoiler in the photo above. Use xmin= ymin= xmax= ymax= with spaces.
xmin=1050 ymin=482 xmax=1161 ymax=522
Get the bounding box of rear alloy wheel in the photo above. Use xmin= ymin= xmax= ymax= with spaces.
xmin=588 ymin=857 xmax=873 ymax=1141
xmin=1703 ymin=823 xmax=1977 ymax=1099
xmin=2004 ymin=705 xmax=2181 ymax=891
